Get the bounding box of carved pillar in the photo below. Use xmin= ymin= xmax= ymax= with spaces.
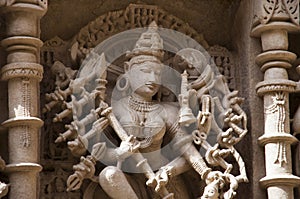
xmin=0 ymin=0 xmax=47 ymax=198
xmin=251 ymin=0 xmax=300 ymax=198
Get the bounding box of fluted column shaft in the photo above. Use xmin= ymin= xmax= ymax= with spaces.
xmin=252 ymin=1 xmax=300 ymax=198
xmin=0 ymin=1 xmax=47 ymax=199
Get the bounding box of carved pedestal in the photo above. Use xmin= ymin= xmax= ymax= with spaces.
xmin=252 ymin=0 xmax=300 ymax=198
xmin=0 ymin=1 xmax=47 ymax=198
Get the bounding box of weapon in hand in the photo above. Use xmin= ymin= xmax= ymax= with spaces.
xmin=43 ymin=87 xmax=73 ymax=113
xmin=216 ymin=80 xmax=247 ymax=144
xmin=55 ymin=88 xmax=108 ymax=144
xmin=178 ymin=70 xmax=196 ymax=127
xmin=194 ymin=96 xmax=233 ymax=174
xmin=55 ymin=122 xmax=77 ymax=143
xmin=67 ymin=142 xmax=106 ymax=191
xmin=101 ymin=107 xmax=174 ymax=199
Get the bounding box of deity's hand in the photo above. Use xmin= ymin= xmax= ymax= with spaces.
xmin=116 ymin=135 xmax=140 ymax=161
xmin=67 ymin=155 xmax=96 ymax=191
xmin=223 ymin=188 xmax=236 ymax=199
xmin=221 ymin=107 xmax=247 ymax=146
xmin=197 ymin=110 xmax=211 ymax=125
xmin=73 ymin=156 xmax=96 ymax=179
xmin=146 ymin=166 xmax=170 ymax=192
xmin=67 ymin=136 xmax=88 ymax=156
xmin=204 ymin=170 xmax=225 ymax=186
xmin=222 ymin=173 xmax=238 ymax=199
xmin=224 ymin=108 xmax=243 ymax=124
xmin=189 ymin=89 xmax=198 ymax=109
xmin=197 ymin=110 xmax=212 ymax=133
xmin=0 ymin=181 xmax=9 ymax=198
xmin=45 ymin=87 xmax=66 ymax=101
xmin=219 ymin=128 xmax=237 ymax=146
xmin=223 ymin=91 xmax=246 ymax=126
xmin=197 ymin=95 xmax=212 ymax=133
xmin=199 ymin=171 xmax=225 ymax=199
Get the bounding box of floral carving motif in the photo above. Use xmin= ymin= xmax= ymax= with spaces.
xmin=265 ymin=92 xmax=289 ymax=166
xmin=260 ymin=0 xmax=299 ymax=25
xmin=265 ymin=92 xmax=287 ymax=133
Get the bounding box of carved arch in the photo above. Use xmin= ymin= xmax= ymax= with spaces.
xmin=71 ymin=3 xmax=210 ymax=58
xmin=41 ymin=3 xmax=237 ymax=100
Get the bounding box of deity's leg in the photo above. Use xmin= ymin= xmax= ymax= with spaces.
xmin=99 ymin=166 xmax=138 ymax=199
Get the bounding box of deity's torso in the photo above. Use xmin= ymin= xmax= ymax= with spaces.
xmin=112 ymin=97 xmax=179 ymax=169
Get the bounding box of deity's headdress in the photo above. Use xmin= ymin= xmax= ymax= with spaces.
xmin=125 ymin=21 xmax=164 ymax=69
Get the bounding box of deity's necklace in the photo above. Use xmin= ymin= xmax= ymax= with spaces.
xmin=128 ymin=96 xmax=157 ymax=126
xmin=128 ymin=96 xmax=159 ymax=148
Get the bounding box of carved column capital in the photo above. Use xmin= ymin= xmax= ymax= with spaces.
xmin=251 ymin=22 xmax=300 ymax=37
xmin=253 ymin=0 xmax=299 ymax=27
xmin=0 ymin=0 xmax=47 ymax=15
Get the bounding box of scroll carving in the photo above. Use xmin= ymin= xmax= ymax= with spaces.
xmin=265 ymin=92 xmax=287 ymax=133
xmin=265 ymin=92 xmax=289 ymax=166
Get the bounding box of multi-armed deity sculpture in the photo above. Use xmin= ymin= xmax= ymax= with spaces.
xmin=44 ymin=22 xmax=248 ymax=199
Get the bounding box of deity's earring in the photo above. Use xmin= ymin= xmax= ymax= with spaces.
xmin=116 ymin=74 xmax=130 ymax=91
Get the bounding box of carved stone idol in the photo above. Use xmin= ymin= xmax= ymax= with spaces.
xmin=45 ymin=21 xmax=248 ymax=199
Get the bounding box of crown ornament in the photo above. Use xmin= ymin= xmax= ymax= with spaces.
xmin=126 ymin=21 xmax=164 ymax=62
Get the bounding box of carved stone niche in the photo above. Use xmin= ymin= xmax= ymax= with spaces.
xmin=208 ymin=45 xmax=236 ymax=90
xmin=40 ymin=3 xmax=242 ymax=199
xmin=40 ymin=4 xmax=236 ymax=88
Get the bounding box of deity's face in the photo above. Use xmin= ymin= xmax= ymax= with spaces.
xmin=55 ymin=70 xmax=67 ymax=84
xmin=201 ymin=185 xmax=219 ymax=199
xmin=128 ymin=61 xmax=162 ymax=100
xmin=51 ymin=62 xmax=69 ymax=88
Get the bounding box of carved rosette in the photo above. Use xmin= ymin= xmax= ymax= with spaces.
xmin=252 ymin=0 xmax=300 ymax=198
